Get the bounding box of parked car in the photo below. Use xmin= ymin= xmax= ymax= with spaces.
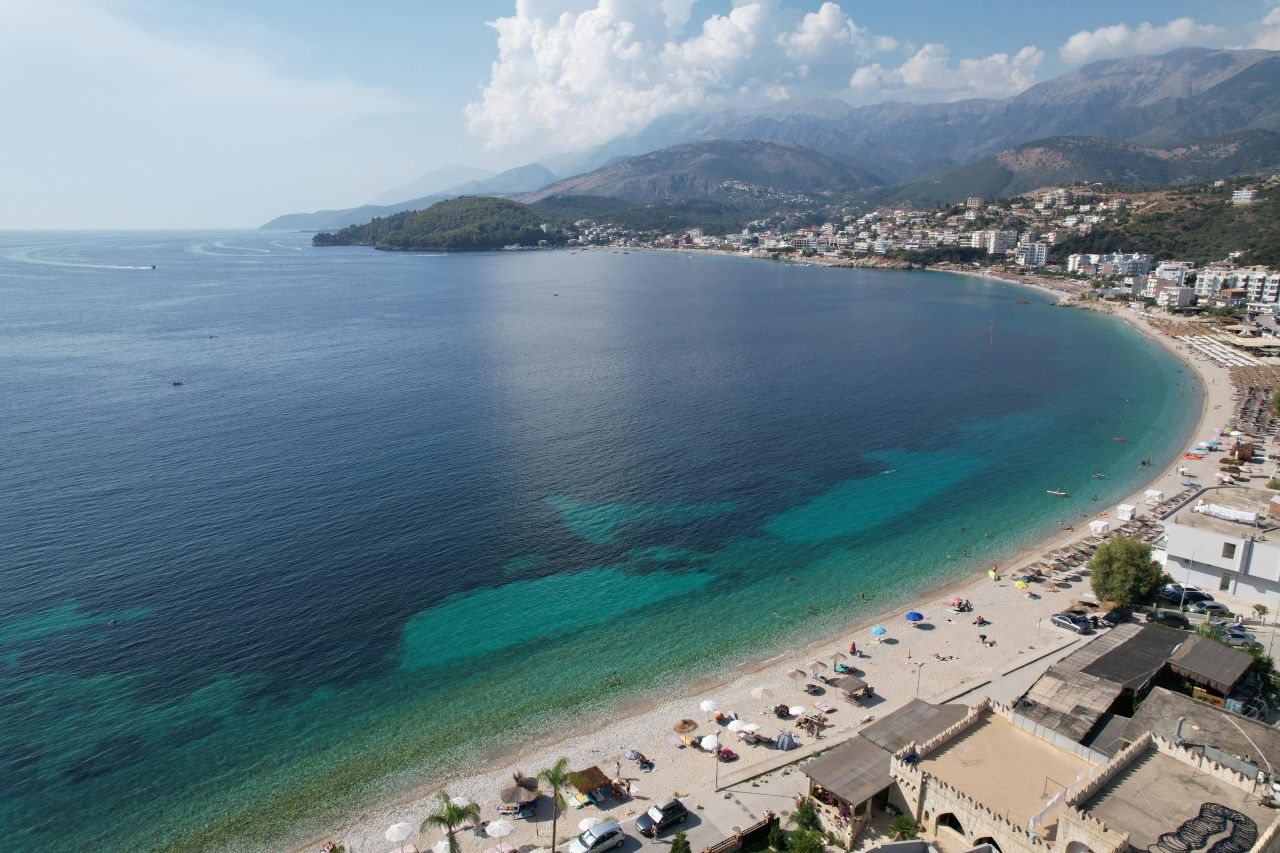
xmin=1146 ymin=609 xmax=1192 ymax=629
xmin=1050 ymin=613 xmax=1092 ymax=634
xmin=635 ymin=798 xmax=688 ymax=837
xmin=1100 ymin=606 xmax=1131 ymax=628
xmin=1160 ymin=584 xmax=1213 ymax=605
xmin=1187 ymin=601 xmax=1231 ymax=616
xmin=570 ymin=821 xmax=626 ymax=853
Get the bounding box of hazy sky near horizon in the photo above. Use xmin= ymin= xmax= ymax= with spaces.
xmin=4 ymin=0 xmax=1280 ymax=229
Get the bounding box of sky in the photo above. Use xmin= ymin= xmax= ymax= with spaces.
xmin=3 ymin=0 xmax=1280 ymax=228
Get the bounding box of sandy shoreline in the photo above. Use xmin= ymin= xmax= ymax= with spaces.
xmin=293 ymin=268 xmax=1229 ymax=853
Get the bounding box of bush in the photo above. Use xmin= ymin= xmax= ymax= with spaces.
xmin=786 ymin=829 xmax=826 ymax=853
xmin=1267 ymin=478 xmax=1280 ymax=491
xmin=791 ymin=797 xmax=821 ymax=832
xmin=1089 ymin=537 xmax=1163 ymax=606
xmin=890 ymin=815 xmax=919 ymax=840
xmin=768 ymin=822 xmax=787 ymax=851
xmin=671 ymin=830 xmax=692 ymax=853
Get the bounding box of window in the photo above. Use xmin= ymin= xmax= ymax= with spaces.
xmin=1222 ymin=543 xmax=1237 ymax=559
xmin=1220 ymin=572 xmax=1232 ymax=591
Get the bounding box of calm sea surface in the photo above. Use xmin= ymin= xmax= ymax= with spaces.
xmin=0 ymin=232 xmax=1199 ymax=850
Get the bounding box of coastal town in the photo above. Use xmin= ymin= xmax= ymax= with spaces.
xmin=319 ymin=185 xmax=1280 ymax=853
xmin=563 ymin=178 xmax=1280 ymax=330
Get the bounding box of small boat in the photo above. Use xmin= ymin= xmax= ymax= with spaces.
xmin=170 ymin=380 xmax=184 ymax=387
xmin=1112 ymin=437 xmax=1128 ymax=441
xmin=1047 ymin=489 xmax=1068 ymax=497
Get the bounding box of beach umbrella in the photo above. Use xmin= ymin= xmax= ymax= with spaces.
xmin=789 ymin=706 xmax=807 ymax=716
xmin=727 ymin=719 xmax=747 ymax=732
xmin=579 ymin=818 xmax=602 ymax=832
xmin=742 ymin=722 xmax=762 ymax=733
xmin=624 ymin=747 xmax=642 ymax=761
xmin=786 ymin=668 xmax=807 ymax=683
xmin=871 ymin=626 xmax=887 ymax=636
xmin=750 ymin=686 xmax=775 ymax=700
xmin=806 ymin=659 xmax=827 ymax=674
xmin=701 ymin=734 xmax=721 ymax=751
xmin=673 ymin=719 xmax=699 ymax=734
xmin=433 ymin=841 xmax=451 ymax=853
xmin=905 ymin=611 xmax=924 ymax=623
xmin=487 ymin=820 xmax=515 ymax=840
xmin=828 ymin=651 xmax=847 ymax=667
xmin=484 ymin=845 xmax=518 ymax=853
xmin=450 ymin=796 xmax=472 ymax=808
xmin=699 ymin=699 xmax=718 ymax=713
xmin=386 ymin=822 xmax=414 ymax=853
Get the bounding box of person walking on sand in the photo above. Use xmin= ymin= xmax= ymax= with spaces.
xmin=849 ymin=640 xmax=857 ymax=657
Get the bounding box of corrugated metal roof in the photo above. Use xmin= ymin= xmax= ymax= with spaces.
xmin=859 ymin=699 xmax=969 ymax=754
xmin=1019 ymin=666 xmax=1124 ymax=741
xmin=1167 ymin=635 xmax=1253 ymax=694
xmin=801 ymin=736 xmax=891 ymax=806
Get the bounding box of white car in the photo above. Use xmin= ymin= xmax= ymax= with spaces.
xmin=569 ymin=820 xmax=626 ymax=853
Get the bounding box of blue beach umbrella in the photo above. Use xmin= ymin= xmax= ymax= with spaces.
xmin=871 ymin=626 xmax=887 ymax=635
xmin=905 ymin=611 xmax=924 ymax=623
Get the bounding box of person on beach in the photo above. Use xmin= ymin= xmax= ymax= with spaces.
xmin=849 ymin=640 xmax=857 ymax=657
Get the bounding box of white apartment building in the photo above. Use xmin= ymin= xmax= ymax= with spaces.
xmin=1240 ymin=266 xmax=1280 ymax=304
xmin=1015 ymin=241 xmax=1048 ymax=267
xmin=1195 ymin=264 xmax=1238 ymax=298
xmin=1163 ymin=486 xmax=1280 ymax=607
xmin=1155 ymin=285 xmax=1194 ymax=308
xmin=1153 ymin=261 xmax=1191 ymax=286
xmin=1232 ymin=188 xmax=1259 ymax=204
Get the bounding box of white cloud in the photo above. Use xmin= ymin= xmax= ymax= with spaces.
xmin=777 ymin=2 xmax=896 ymax=60
xmin=1059 ymin=17 xmax=1224 ymax=64
xmin=850 ymin=44 xmax=1044 ymax=102
xmin=465 ymin=0 xmax=901 ymax=152
xmin=1252 ymin=8 xmax=1280 ymax=50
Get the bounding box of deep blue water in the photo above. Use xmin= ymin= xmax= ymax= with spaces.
xmin=0 ymin=232 xmax=1199 ymax=850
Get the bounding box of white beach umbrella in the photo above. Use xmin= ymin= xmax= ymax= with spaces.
xmin=579 ymin=817 xmax=602 ymax=832
xmin=727 ymin=719 xmax=747 ymax=732
xmin=749 ymin=686 xmax=774 ymax=700
xmin=742 ymin=723 xmax=762 ymax=733
xmin=433 ymin=841 xmax=451 ymax=853
xmin=450 ymin=796 xmax=472 ymax=808
xmin=699 ymin=699 xmax=718 ymax=713
xmin=486 ymin=819 xmax=515 ymax=839
xmin=701 ymin=734 xmax=721 ymax=751
xmin=789 ymin=706 xmax=807 ymax=716
xmin=386 ymin=822 xmax=415 ymax=853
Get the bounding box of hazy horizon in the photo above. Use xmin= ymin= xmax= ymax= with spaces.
xmin=4 ymin=0 xmax=1279 ymax=229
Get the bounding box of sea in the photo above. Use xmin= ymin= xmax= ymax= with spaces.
xmin=0 ymin=231 xmax=1201 ymax=851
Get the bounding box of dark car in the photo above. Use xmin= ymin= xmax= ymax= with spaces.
xmin=1187 ymin=601 xmax=1231 ymax=616
xmin=635 ymin=798 xmax=688 ymax=837
xmin=1050 ymin=613 xmax=1092 ymax=634
xmin=1147 ymin=609 xmax=1191 ymax=629
xmin=1100 ymin=606 xmax=1131 ymax=628
xmin=1159 ymin=584 xmax=1213 ymax=605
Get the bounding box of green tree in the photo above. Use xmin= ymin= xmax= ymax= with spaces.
xmin=786 ymin=828 xmax=827 ymax=853
xmin=538 ymin=757 xmax=574 ymax=853
xmin=671 ymin=829 xmax=693 ymax=853
xmin=890 ymin=815 xmax=919 ymax=840
xmin=768 ymin=822 xmax=787 ymax=851
xmin=1254 ymin=604 xmax=1270 ymax=621
xmin=791 ymin=797 xmax=821 ymax=832
xmin=1089 ymin=537 xmax=1163 ymax=606
xmin=420 ymin=790 xmax=482 ymax=853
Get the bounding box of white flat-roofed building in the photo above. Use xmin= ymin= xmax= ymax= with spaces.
xmin=1153 ymin=261 xmax=1191 ymax=286
xmin=1232 ymin=188 xmax=1259 ymax=204
xmin=1163 ymin=486 xmax=1280 ymax=607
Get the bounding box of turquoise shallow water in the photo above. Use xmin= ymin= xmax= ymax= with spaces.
xmin=0 ymin=233 xmax=1200 ymax=850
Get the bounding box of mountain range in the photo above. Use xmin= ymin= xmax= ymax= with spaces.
xmin=265 ymin=47 xmax=1280 ymax=229
xmin=262 ymin=163 xmax=558 ymax=231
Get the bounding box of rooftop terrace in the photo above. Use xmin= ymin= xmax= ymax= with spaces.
xmin=918 ymin=714 xmax=1094 ymax=828
xmin=1168 ymin=486 xmax=1278 ymax=537
xmin=1081 ymin=748 xmax=1275 ymax=852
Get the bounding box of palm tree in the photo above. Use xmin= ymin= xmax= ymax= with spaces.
xmin=538 ymin=757 xmax=574 ymax=851
xmin=421 ymin=790 xmax=482 ymax=853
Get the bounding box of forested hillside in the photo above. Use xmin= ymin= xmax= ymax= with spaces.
xmin=313 ymin=197 xmax=562 ymax=250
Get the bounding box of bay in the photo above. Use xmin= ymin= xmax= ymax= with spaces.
xmin=0 ymin=232 xmax=1199 ymax=850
